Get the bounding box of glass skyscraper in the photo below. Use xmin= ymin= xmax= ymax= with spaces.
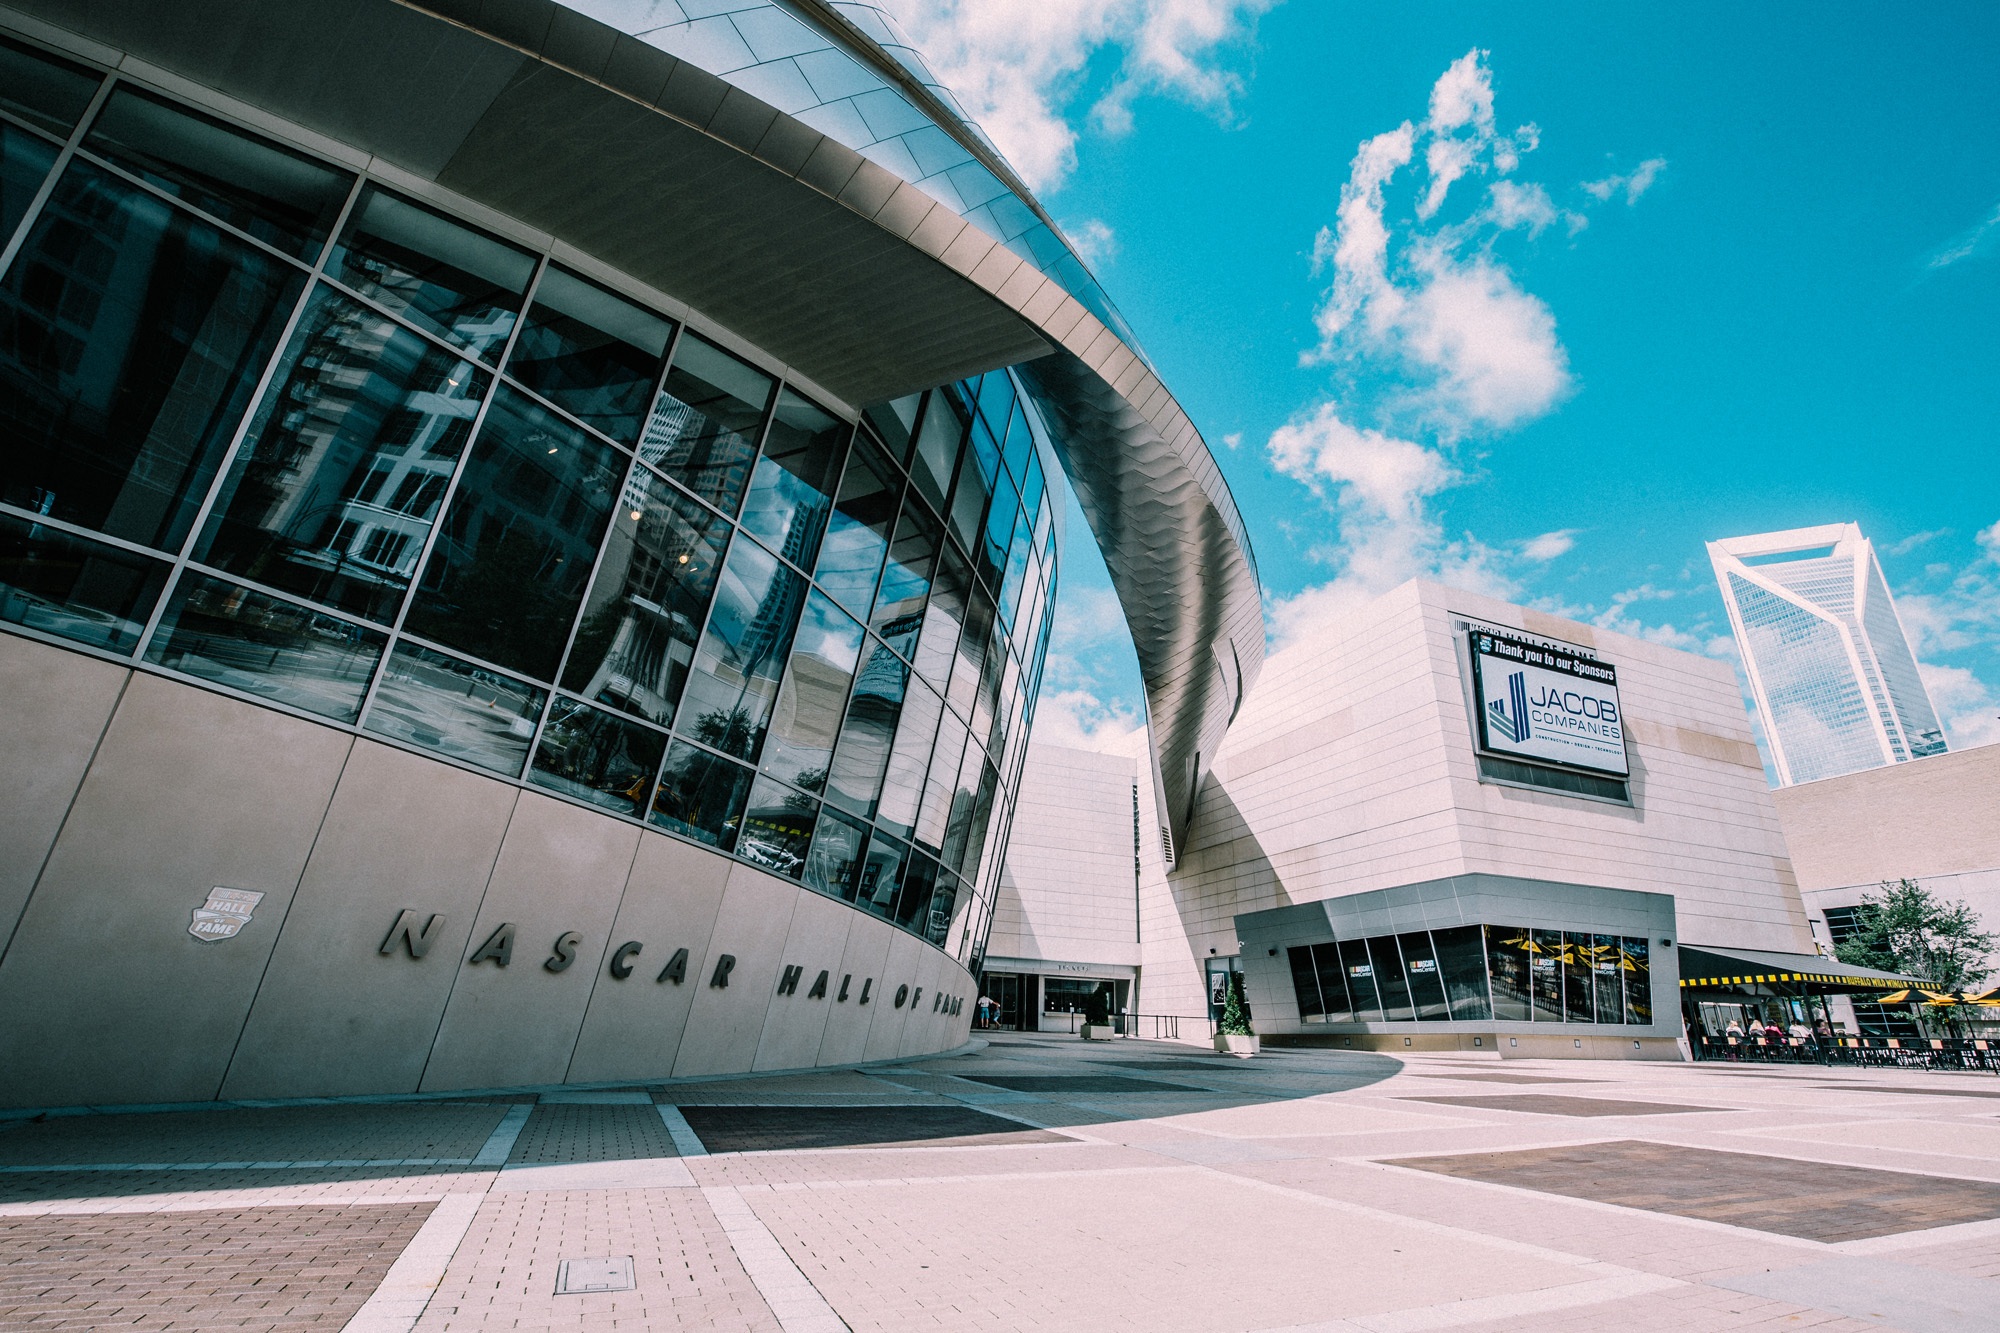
xmin=1709 ymin=523 xmax=1946 ymax=786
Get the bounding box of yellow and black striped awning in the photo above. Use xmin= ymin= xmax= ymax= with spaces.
xmin=1676 ymin=945 xmax=1928 ymax=993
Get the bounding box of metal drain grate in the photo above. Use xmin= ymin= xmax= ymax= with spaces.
xmin=555 ymin=1256 xmax=635 ymax=1294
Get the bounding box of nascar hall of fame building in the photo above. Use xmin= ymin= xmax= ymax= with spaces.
xmin=0 ymin=0 xmax=1262 ymax=1106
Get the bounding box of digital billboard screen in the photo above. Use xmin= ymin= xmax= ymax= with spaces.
xmin=1469 ymin=630 xmax=1630 ymax=777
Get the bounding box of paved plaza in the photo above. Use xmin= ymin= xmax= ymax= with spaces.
xmin=4 ymin=1036 xmax=2000 ymax=1331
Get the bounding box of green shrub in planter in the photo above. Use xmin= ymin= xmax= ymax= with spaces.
xmin=1218 ymin=974 xmax=1253 ymax=1037
xmin=1083 ymin=988 xmax=1112 ymax=1027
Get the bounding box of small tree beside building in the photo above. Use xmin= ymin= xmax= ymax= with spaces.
xmin=1835 ymin=878 xmax=1997 ymax=1036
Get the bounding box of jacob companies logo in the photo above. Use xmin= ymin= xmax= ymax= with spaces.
xmin=1487 ymin=670 xmax=1532 ymax=744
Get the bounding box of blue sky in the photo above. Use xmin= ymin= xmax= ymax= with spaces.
xmin=886 ymin=2 xmax=2000 ymax=759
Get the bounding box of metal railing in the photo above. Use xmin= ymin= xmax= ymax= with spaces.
xmin=1691 ymin=1033 xmax=2000 ymax=1074
xmin=978 ymin=1011 xmax=1203 ymax=1040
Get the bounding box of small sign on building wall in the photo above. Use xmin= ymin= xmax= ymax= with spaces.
xmin=189 ymin=888 xmax=263 ymax=942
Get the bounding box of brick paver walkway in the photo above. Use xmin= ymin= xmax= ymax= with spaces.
xmin=3 ymin=1036 xmax=2000 ymax=1330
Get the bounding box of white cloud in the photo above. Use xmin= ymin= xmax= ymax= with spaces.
xmin=1928 ymin=200 xmax=2000 ymax=270
xmin=878 ymin=0 xmax=1274 ymax=193
xmin=1065 ymin=217 xmax=1117 ymax=266
xmin=1582 ymin=157 xmax=1667 ymax=205
xmin=1266 ymin=403 xmax=1514 ymax=649
xmin=1519 ymin=529 xmax=1577 ymax=562
xmin=1886 ymin=527 xmax=1949 ymax=557
xmin=1028 ymin=687 xmax=1148 ymax=753
xmin=1274 ymin=50 xmax=1665 ymax=650
xmin=1921 ymin=662 xmax=2000 ymax=749
xmin=1303 ymin=50 xmax=1576 ymax=438
xmin=1222 ymin=431 xmax=1243 ymax=450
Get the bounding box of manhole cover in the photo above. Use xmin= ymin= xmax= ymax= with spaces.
xmin=555 ymin=1256 xmax=634 ymax=1294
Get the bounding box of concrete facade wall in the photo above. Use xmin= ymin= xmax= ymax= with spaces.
xmin=987 ymin=742 xmax=1140 ymax=971
xmin=1776 ymin=743 xmax=2000 ymax=969
xmin=1151 ymin=581 xmax=1814 ymax=969
xmin=0 ymin=632 xmax=974 ymax=1109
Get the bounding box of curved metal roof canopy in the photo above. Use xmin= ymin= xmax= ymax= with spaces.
xmin=18 ymin=0 xmax=1264 ymax=859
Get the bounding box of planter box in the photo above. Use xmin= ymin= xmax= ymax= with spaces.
xmin=1080 ymin=1024 xmax=1116 ymax=1041
xmin=1214 ymin=1033 xmax=1259 ymax=1057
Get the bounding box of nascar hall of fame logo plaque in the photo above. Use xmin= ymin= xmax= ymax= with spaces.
xmin=189 ymin=887 xmax=264 ymax=942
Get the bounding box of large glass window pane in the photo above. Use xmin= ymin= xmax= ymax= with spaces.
xmin=804 ymin=807 xmax=867 ymax=902
xmin=527 ymin=696 xmax=666 ymax=819
xmin=877 ymin=674 xmax=941 ymax=838
xmin=1530 ymin=928 xmax=1565 ymax=1021
xmin=939 ymin=729 xmax=984 ymax=870
xmin=946 ymin=435 xmax=991 ymax=563
xmin=145 ymin=572 xmax=385 ymax=721
xmin=907 ymin=388 xmax=963 ymax=511
xmin=404 ymin=385 xmax=621 ymax=680
xmin=0 ymin=36 xmax=101 ymax=137
xmin=0 ymin=511 xmax=167 ymax=652
xmin=1288 ymin=946 xmax=1324 ymax=1020
xmin=1001 ymin=402 xmax=1034 ymax=486
xmin=892 ymin=849 xmax=939 ymax=933
xmin=924 ymin=868 xmax=961 ymax=948
xmin=364 ymin=639 xmax=545 ymax=775
xmin=84 ymin=88 xmax=353 ymax=259
xmin=1485 ymin=926 xmax=1532 ymax=1022
xmin=913 ymin=542 xmax=967 ymax=691
xmin=1621 ymin=937 xmax=1653 ymax=1025
xmin=825 ymin=636 xmax=904 ymax=819
xmin=1339 ymin=939 xmax=1382 ymax=1023
xmin=762 ymin=590 xmax=862 ymax=794
xmin=328 ymin=186 xmax=533 ymax=362
xmin=997 ymin=506 xmax=1032 ymax=629
xmin=675 ymin=535 xmax=806 ymax=761
xmin=506 ymin=265 xmax=670 ymax=444
xmin=739 ymin=388 xmax=845 ymax=571
xmin=193 ymin=285 xmax=485 ymax=622
xmin=1399 ymin=931 xmax=1451 ymax=1021
xmin=560 ymin=468 xmax=727 ymax=727
xmin=650 ymin=739 xmax=753 ymax=850
xmin=1433 ymin=925 xmax=1492 ymax=1021
xmin=1562 ymin=931 xmax=1596 ymax=1024
xmin=949 ymin=582 xmax=994 ymax=719
xmin=855 ymin=828 xmax=907 ymax=921
xmin=979 ymin=474 xmax=1015 ymax=593
xmin=1591 ymin=933 xmax=1625 ymax=1024
xmin=956 ymin=758 xmax=1000 ymax=883
xmin=974 ymin=371 xmax=1013 ymax=442
xmin=915 ymin=710 xmax=967 ymax=854
xmin=1370 ymin=936 xmax=1415 ymax=1021
xmin=0 ymin=160 xmax=308 ymax=552
xmin=1313 ymin=942 xmax=1355 ymax=1023
xmin=2 ymin=121 xmax=60 ymax=247
xmin=870 ymin=496 xmax=937 ymax=658
xmin=861 ymin=393 xmax=919 ymax=464
xmin=641 ymin=331 xmax=771 ymax=515
xmin=738 ymin=776 xmax=816 ymax=880
xmin=813 ymin=435 xmax=897 ymax=619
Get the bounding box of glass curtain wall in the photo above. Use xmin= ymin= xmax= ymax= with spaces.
xmin=1286 ymin=927 xmax=1653 ymax=1026
xmin=0 ymin=38 xmax=1060 ymax=963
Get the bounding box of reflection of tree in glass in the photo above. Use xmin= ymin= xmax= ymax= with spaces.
xmin=691 ymin=706 xmax=755 ymax=755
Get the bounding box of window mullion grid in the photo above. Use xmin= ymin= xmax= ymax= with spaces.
xmin=0 ymin=76 xmax=111 ymax=275
xmin=130 ymin=172 xmax=368 ymax=664
xmin=355 ymin=248 xmax=547 ymax=758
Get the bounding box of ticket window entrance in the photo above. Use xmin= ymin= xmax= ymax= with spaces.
xmin=977 ymin=973 xmax=1027 ymax=1030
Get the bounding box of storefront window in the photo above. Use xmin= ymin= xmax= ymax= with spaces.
xmin=1486 ymin=926 xmax=1533 ymax=1022
xmin=1621 ymin=936 xmax=1652 ymax=1025
xmin=1562 ymin=931 xmax=1597 ymax=1024
xmin=1399 ymin=931 xmax=1451 ymax=1021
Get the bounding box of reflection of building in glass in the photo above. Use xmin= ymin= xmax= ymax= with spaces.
xmin=1709 ymin=523 xmax=1947 ymax=786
